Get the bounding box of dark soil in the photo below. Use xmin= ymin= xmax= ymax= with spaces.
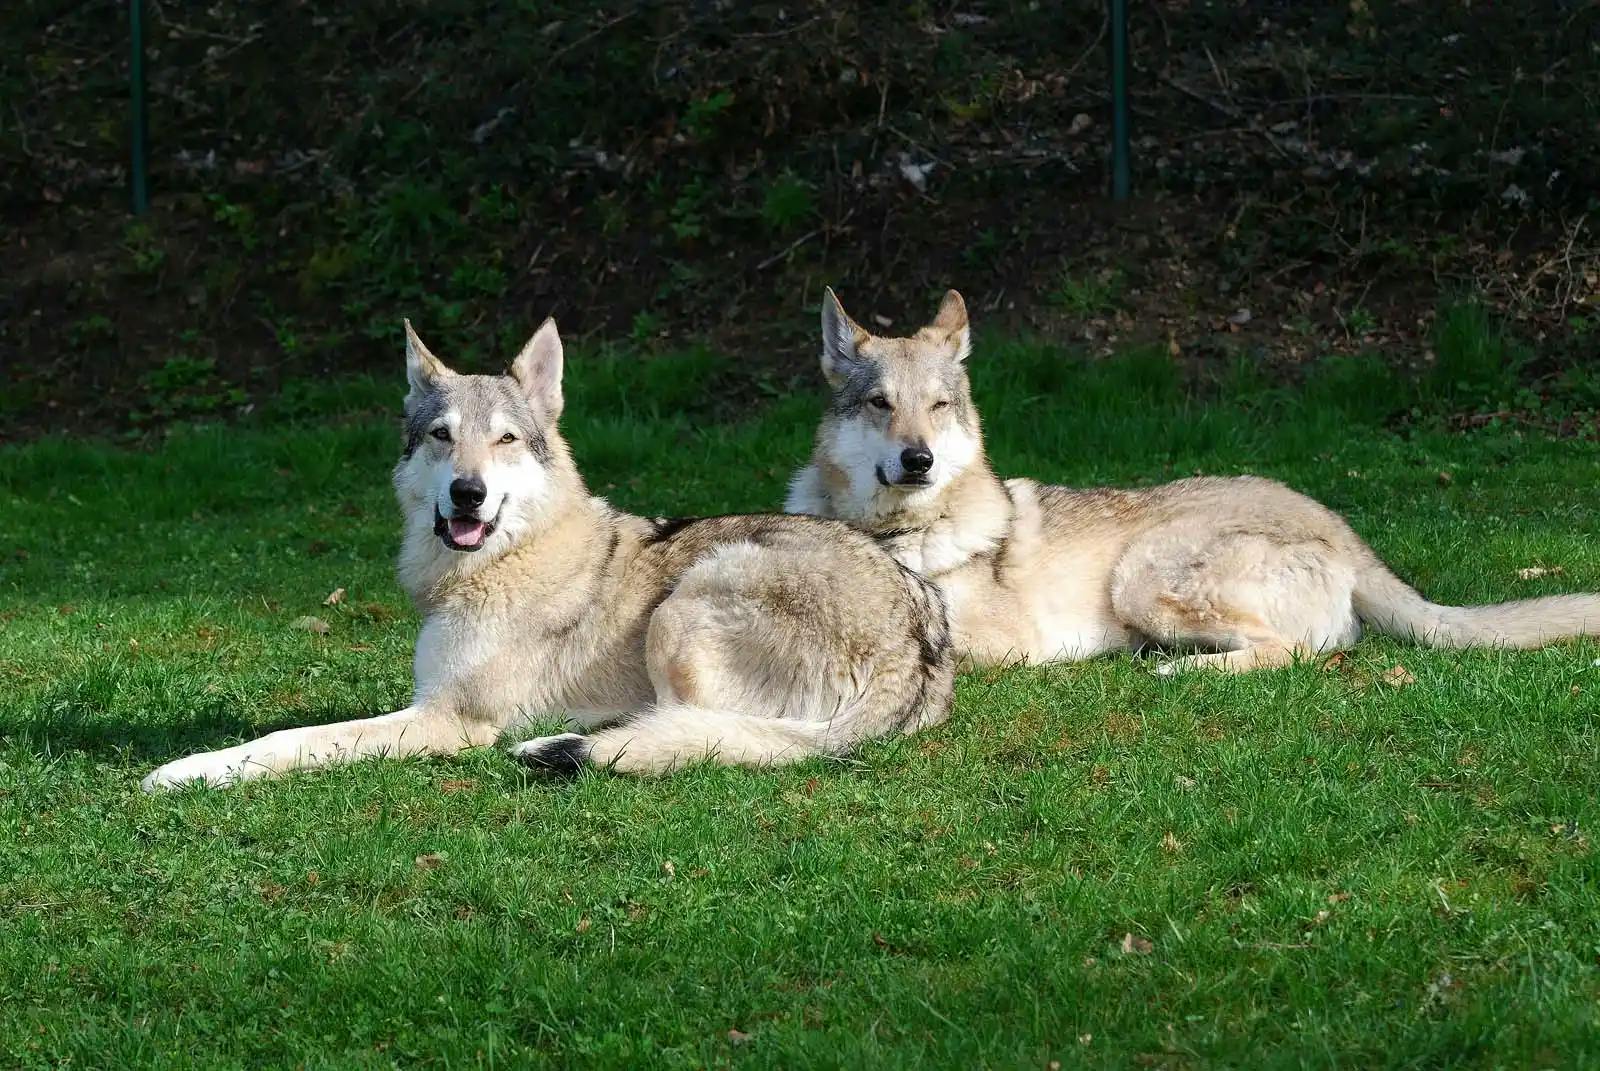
xmin=4 ymin=1 xmax=1598 ymax=440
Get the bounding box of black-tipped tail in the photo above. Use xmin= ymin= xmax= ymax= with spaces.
xmin=514 ymin=733 xmax=591 ymax=777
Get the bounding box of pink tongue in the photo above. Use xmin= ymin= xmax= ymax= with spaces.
xmin=448 ymin=517 xmax=487 ymax=547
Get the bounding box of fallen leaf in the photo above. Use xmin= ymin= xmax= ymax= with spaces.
xmin=439 ymin=779 xmax=477 ymax=794
xmin=323 ymin=587 xmax=346 ymax=606
xmin=1120 ymin=932 xmax=1154 ymax=955
xmin=291 ymin=616 xmax=330 ymax=634
xmin=305 ymin=871 xmax=320 ymax=886
xmin=1173 ymin=774 xmax=1196 ymax=791
xmin=1160 ymin=831 xmax=1183 ymax=854
xmin=661 ymin=860 xmax=676 ymax=879
xmin=803 ymin=777 xmax=820 ymax=796
xmin=1328 ymin=891 xmax=1351 ymax=905
xmin=727 ymin=1028 xmax=751 ymax=1046
xmin=1227 ymin=307 xmax=1252 ymax=326
xmin=872 ymin=932 xmax=906 ymax=954
xmin=896 ymin=155 xmax=935 ymax=192
xmin=1436 ymin=470 xmax=1454 ymax=487
xmin=1516 ymin=565 xmax=1565 ymax=580
xmin=575 ymin=916 xmax=591 ymax=934
xmin=1381 ymin=664 xmax=1417 ymax=688
xmin=414 ymin=852 xmax=446 ymax=870
xmin=1320 ymin=651 xmax=1348 ymax=672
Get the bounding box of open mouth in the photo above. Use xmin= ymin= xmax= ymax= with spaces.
xmin=875 ymin=465 xmax=932 ymax=489
xmin=434 ymin=505 xmax=501 ymax=552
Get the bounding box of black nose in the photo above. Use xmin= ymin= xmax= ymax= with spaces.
xmin=450 ymin=476 xmax=487 ymax=512
xmin=900 ymin=446 xmax=934 ymax=476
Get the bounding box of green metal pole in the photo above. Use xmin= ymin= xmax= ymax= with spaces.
xmin=1108 ymin=0 xmax=1131 ymax=201
xmin=130 ymin=0 xmax=149 ymax=214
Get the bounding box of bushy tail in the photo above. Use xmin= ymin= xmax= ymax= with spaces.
xmin=1354 ymin=559 xmax=1600 ymax=649
xmin=513 ymin=702 xmax=857 ymax=777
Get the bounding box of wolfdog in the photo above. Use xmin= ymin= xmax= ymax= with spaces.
xmin=143 ymin=318 xmax=953 ymax=789
xmin=786 ymin=288 xmax=1600 ymax=673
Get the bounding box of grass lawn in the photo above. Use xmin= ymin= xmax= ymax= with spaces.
xmin=4 ymin=333 xmax=1600 ymax=1068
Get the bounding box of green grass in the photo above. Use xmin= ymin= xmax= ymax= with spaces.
xmin=1050 ymin=267 xmax=1126 ymax=319
xmin=5 ymin=338 xmax=1600 ymax=1068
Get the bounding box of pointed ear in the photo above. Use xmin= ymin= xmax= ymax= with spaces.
xmin=404 ymin=319 xmax=454 ymax=397
xmin=929 ymin=289 xmax=971 ymax=362
xmin=820 ymin=287 xmax=868 ymax=388
xmin=510 ymin=317 xmax=564 ymax=420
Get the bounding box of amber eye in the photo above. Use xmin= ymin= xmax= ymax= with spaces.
xmin=869 ymin=396 xmax=892 ymax=411
xmin=430 ymin=427 xmax=451 ymax=442
xmin=498 ymin=432 xmax=517 ymax=444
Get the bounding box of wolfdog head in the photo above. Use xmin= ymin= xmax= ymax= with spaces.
xmin=392 ymin=319 xmax=571 ymax=557
xmin=808 ymin=288 xmax=983 ymax=509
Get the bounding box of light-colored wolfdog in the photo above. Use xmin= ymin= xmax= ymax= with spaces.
xmin=143 ymin=318 xmax=954 ymax=789
xmin=786 ymin=288 xmax=1600 ymax=673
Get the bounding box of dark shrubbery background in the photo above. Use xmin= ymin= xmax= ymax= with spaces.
xmin=4 ymin=1 xmax=1597 ymax=437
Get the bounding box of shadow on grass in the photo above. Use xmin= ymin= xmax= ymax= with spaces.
xmin=4 ymin=707 xmax=354 ymax=764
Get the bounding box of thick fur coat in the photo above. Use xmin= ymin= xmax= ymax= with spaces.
xmin=788 ymin=289 xmax=1600 ymax=673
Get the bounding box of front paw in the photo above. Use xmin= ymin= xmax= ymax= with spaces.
xmin=141 ymin=751 xmax=245 ymax=792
